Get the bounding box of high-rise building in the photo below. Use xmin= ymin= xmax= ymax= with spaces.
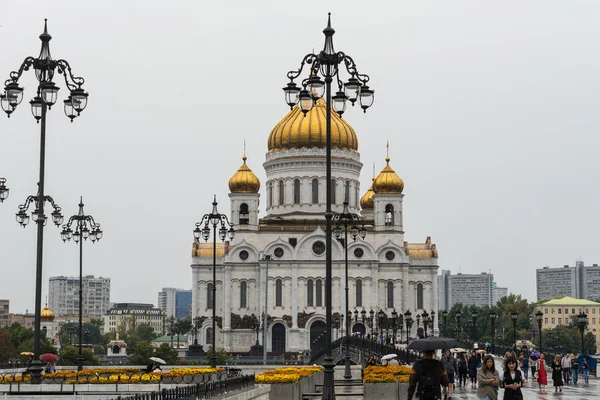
xmin=536 ymin=261 xmax=600 ymax=302
xmin=492 ymin=284 xmax=508 ymax=305
xmin=0 ymin=300 xmax=9 ymax=327
xmin=103 ymin=303 xmax=165 ymax=336
xmin=437 ymin=271 xmax=499 ymax=310
xmin=48 ymin=275 xmax=111 ymax=318
xmin=157 ymin=288 xmax=192 ymax=319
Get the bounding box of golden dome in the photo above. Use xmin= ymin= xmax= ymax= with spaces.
xmin=229 ymin=155 xmax=260 ymax=193
xmin=360 ymin=177 xmax=375 ymax=210
xmin=41 ymin=305 xmax=55 ymax=321
xmin=268 ymin=98 xmax=358 ymax=152
xmin=373 ymin=157 xmax=404 ymax=194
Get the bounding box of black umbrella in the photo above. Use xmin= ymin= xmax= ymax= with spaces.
xmin=407 ymin=337 xmax=459 ymax=351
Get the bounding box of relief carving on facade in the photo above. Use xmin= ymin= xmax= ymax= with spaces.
xmin=214 ymin=316 xmax=222 ymax=329
xmin=282 ymin=314 xmax=293 ymax=328
xmin=297 ymin=311 xmax=314 ymax=328
xmin=230 ymin=313 xmax=261 ymax=329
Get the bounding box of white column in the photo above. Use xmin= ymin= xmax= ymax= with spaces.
xmin=431 ymin=270 xmax=439 ymax=334
xmin=224 ymin=265 xmax=231 ymax=329
xmin=292 ymin=263 xmax=298 ymax=328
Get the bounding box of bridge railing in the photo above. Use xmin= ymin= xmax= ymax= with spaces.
xmin=310 ymin=336 xmax=422 ymax=365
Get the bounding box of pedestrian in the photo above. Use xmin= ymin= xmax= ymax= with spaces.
xmin=502 ymin=356 xmax=523 ymax=400
xmin=560 ymin=353 xmax=571 ymax=384
xmin=476 ymin=354 xmax=500 ymax=400
xmin=367 ymin=354 xmax=376 ymax=366
xmin=551 ymin=354 xmax=563 ymax=392
xmin=441 ymin=349 xmax=458 ymax=399
xmin=581 ymin=356 xmax=589 ymax=385
xmin=468 ymin=351 xmax=479 ymax=388
xmin=407 ymin=349 xmax=449 ymax=400
xmin=571 ymin=354 xmax=579 ymax=384
xmin=529 ymin=354 xmax=537 ymax=382
xmin=457 ymin=353 xmax=468 ymax=387
xmin=536 ymin=353 xmax=547 ymax=392
xmin=521 ymin=354 xmax=528 ymax=380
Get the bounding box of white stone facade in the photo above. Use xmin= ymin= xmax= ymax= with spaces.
xmin=190 ymin=144 xmax=440 ymax=354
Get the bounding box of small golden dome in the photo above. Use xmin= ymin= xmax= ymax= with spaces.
xmin=373 ymin=157 xmax=404 ymax=194
xmin=268 ymin=98 xmax=358 ymax=152
xmin=229 ymin=155 xmax=260 ymax=193
xmin=41 ymin=305 xmax=55 ymax=321
xmin=360 ymin=178 xmax=375 ymax=210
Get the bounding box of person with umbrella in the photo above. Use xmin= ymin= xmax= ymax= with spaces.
xmin=40 ymin=354 xmax=59 ymax=373
xmin=406 ymin=337 xmax=456 ymax=400
xmin=579 ymin=354 xmax=591 ymax=385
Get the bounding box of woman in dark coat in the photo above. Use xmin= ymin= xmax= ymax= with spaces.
xmin=467 ymin=351 xmax=479 ymax=388
xmin=502 ymin=356 xmax=523 ymax=400
xmin=550 ymin=354 xmax=563 ymax=392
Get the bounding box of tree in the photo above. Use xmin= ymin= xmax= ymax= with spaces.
xmin=153 ymin=343 xmax=177 ymax=364
xmin=4 ymin=323 xmax=34 ymax=349
xmin=137 ymin=324 xmax=158 ymax=342
xmin=0 ymin=330 xmax=17 ymax=363
xmin=205 ymin=347 xmax=231 ymax=365
xmin=174 ymin=319 xmax=192 ymax=347
xmin=129 ymin=341 xmax=154 ymax=365
xmin=58 ymin=346 xmax=99 ymax=366
xmin=16 ymin=337 xmax=56 ymax=355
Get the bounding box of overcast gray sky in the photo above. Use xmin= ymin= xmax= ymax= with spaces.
xmin=1 ymin=1 xmax=599 ymax=313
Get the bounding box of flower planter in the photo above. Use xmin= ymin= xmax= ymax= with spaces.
xmin=364 ymin=382 xmax=410 ymax=400
xmin=269 ymin=381 xmax=301 ymax=400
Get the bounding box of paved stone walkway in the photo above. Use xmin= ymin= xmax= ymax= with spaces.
xmin=449 ymin=380 xmax=597 ymax=399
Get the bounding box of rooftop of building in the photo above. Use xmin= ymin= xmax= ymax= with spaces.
xmin=538 ymin=296 xmax=600 ymax=306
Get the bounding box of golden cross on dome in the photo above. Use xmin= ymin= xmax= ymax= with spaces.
xmin=386 ymin=141 xmax=390 ymax=162
xmin=243 ymin=140 xmax=247 ymax=161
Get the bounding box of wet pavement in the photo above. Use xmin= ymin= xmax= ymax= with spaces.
xmin=448 ymin=379 xmax=598 ymax=399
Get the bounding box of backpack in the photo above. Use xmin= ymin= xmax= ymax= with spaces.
xmin=416 ymin=361 xmax=441 ymax=400
xmin=458 ymin=359 xmax=467 ymax=371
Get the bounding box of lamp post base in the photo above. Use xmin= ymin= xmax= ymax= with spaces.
xmin=344 ymin=355 xmax=352 ymax=380
xmin=77 ymin=355 xmax=84 ymax=372
xmin=321 ymin=356 xmax=336 ymax=399
xmin=186 ymin=344 xmax=205 ymax=360
xmin=210 ymin=355 xmax=217 ymax=369
xmin=28 ymin=360 xmax=44 ymax=384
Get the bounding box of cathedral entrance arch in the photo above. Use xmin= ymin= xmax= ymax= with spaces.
xmin=310 ymin=320 xmax=326 ymax=352
xmin=352 ymin=323 xmax=366 ymax=336
xmin=271 ymin=323 xmax=286 ymax=354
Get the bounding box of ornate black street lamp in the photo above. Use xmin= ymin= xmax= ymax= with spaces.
xmin=369 ymin=309 xmax=375 ymax=337
xmin=282 ymin=14 xmax=374 ymax=399
xmin=471 ymin=311 xmax=478 ymax=348
xmin=511 ymin=311 xmax=519 ymax=351
xmin=421 ymin=311 xmax=429 ymax=337
xmin=404 ymin=311 xmax=413 ymax=364
xmin=2 ymin=20 xmax=88 ymax=382
xmin=0 ymin=178 xmax=8 ymax=202
xmin=430 ymin=311 xmax=435 ymax=336
xmin=333 ymin=201 xmax=366 ymax=380
xmin=455 ymin=311 xmax=462 ymax=341
xmin=442 ymin=310 xmax=448 ymax=337
xmin=192 ymin=316 xmax=202 ymax=346
xmin=193 ymin=196 xmax=235 ymax=368
xmin=535 ymin=310 xmax=543 ymax=352
xmin=577 ymin=312 xmax=588 ymax=355
xmin=60 ymin=197 xmax=102 ymax=371
xmin=489 ymin=310 xmax=497 ymax=354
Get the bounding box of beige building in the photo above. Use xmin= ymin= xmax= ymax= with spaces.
xmin=103 ymin=303 xmax=166 ymax=336
xmin=535 ymin=296 xmax=600 ymax=353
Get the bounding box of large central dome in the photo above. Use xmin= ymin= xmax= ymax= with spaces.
xmin=268 ymin=98 xmax=358 ymax=152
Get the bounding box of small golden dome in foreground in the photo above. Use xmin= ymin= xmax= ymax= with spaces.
xmin=373 ymin=157 xmax=404 ymax=194
xmin=268 ymin=98 xmax=358 ymax=152
xmin=229 ymin=155 xmax=260 ymax=193
xmin=41 ymin=305 xmax=55 ymax=321
xmin=360 ymin=178 xmax=375 ymax=210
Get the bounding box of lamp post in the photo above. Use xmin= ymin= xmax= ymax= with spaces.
xmin=577 ymin=312 xmax=588 ymax=355
xmin=192 ymin=316 xmax=202 ymax=346
xmin=369 ymin=309 xmax=374 ymax=337
xmin=421 ymin=311 xmax=429 ymax=337
xmin=471 ymin=311 xmax=478 ymax=348
xmin=535 ymin=310 xmax=543 ymax=352
xmin=167 ymin=316 xmax=175 ymax=348
xmin=455 ymin=311 xmax=462 ymax=341
xmin=442 ymin=310 xmax=448 ymax=337
xmin=60 ymin=197 xmax=102 ymax=371
xmin=404 ymin=312 xmax=413 ymax=364
xmin=282 ymin=14 xmax=374 ymax=399
xmin=430 ymin=311 xmax=435 ymax=336
xmin=260 ymin=253 xmax=271 ymax=365
xmin=511 ymin=311 xmax=518 ymax=352
xmin=2 ymin=20 xmax=88 ymax=383
xmin=489 ymin=311 xmax=497 ymax=355
xmin=333 ymin=201 xmax=366 ymax=380
xmin=193 ymin=196 xmax=235 ymax=368
xmin=0 ymin=178 xmax=8 ymax=202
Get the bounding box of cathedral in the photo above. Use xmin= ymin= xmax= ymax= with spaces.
xmin=190 ymin=98 xmax=439 ymax=354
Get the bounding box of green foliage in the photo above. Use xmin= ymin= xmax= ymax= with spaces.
xmin=58 ymin=346 xmax=99 ymax=366
xmin=204 ymin=347 xmax=231 ymax=365
xmin=58 ymin=322 xmax=102 ymax=347
xmin=153 ymin=343 xmax=178 ymax=364
xmin=128 ymin=341 xmax=155 ymax=365
xmin=16 ymin=337 xmax=55 ymax=355
xmin=0 ymin=330 xmax=17 ymax=363
xmin=136 ymin=324 xmax=158 ymax=342
xmin=4 ymin=323 xmax=34 ymax=349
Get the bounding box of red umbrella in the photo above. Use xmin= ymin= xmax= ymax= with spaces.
xmin=39 ymin=353 xmax=59 ymax=363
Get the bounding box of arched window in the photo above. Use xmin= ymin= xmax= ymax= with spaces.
xmin=206 ymin=327 xmax=213 ymax=344
xmin=356 ymin=279 xmax=363 ymax=307
xmin=330 ymin=179 xmax=336 ymax=204
xmin=275 ymin=279 xmax=283 ymax=306
xmin=293 ymin=179 xmax=300 ymax=204
xmin=268 ymin=183 xmax=273 ymax=208
xmin=240 ymin=281 xmax=247 ymax=308
xmin=345 ymin=181 xmax=350 ymax=203
xmin=312 ymin=178 xmax=319 ymax=204
xmin=307 ymin=279 xmax=314 ymax=307
xmin=207 ymin=283 xmax=214 ymax=309
xmin=417 ymin=283 xmax=424 ymax=310
xmin=316 ymin=280 xmax=323 ymax=307
xmin=385 ymin=204 xmax=394 ymax=226
xmin=387 ymin=281 xmax=394 ymax=308
xmin=278 ymin=180 xmax=285 ymax=205
xmin=239 ymin=203 xmax=249 ymax=225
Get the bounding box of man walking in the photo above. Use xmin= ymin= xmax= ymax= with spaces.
xmin=408 ymin=349 xmax=449 ymax=400
xmin=441 ymin=349 xmax=458 ymax=399
xmin=561 ymin=354 xmax=571 ymax=384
